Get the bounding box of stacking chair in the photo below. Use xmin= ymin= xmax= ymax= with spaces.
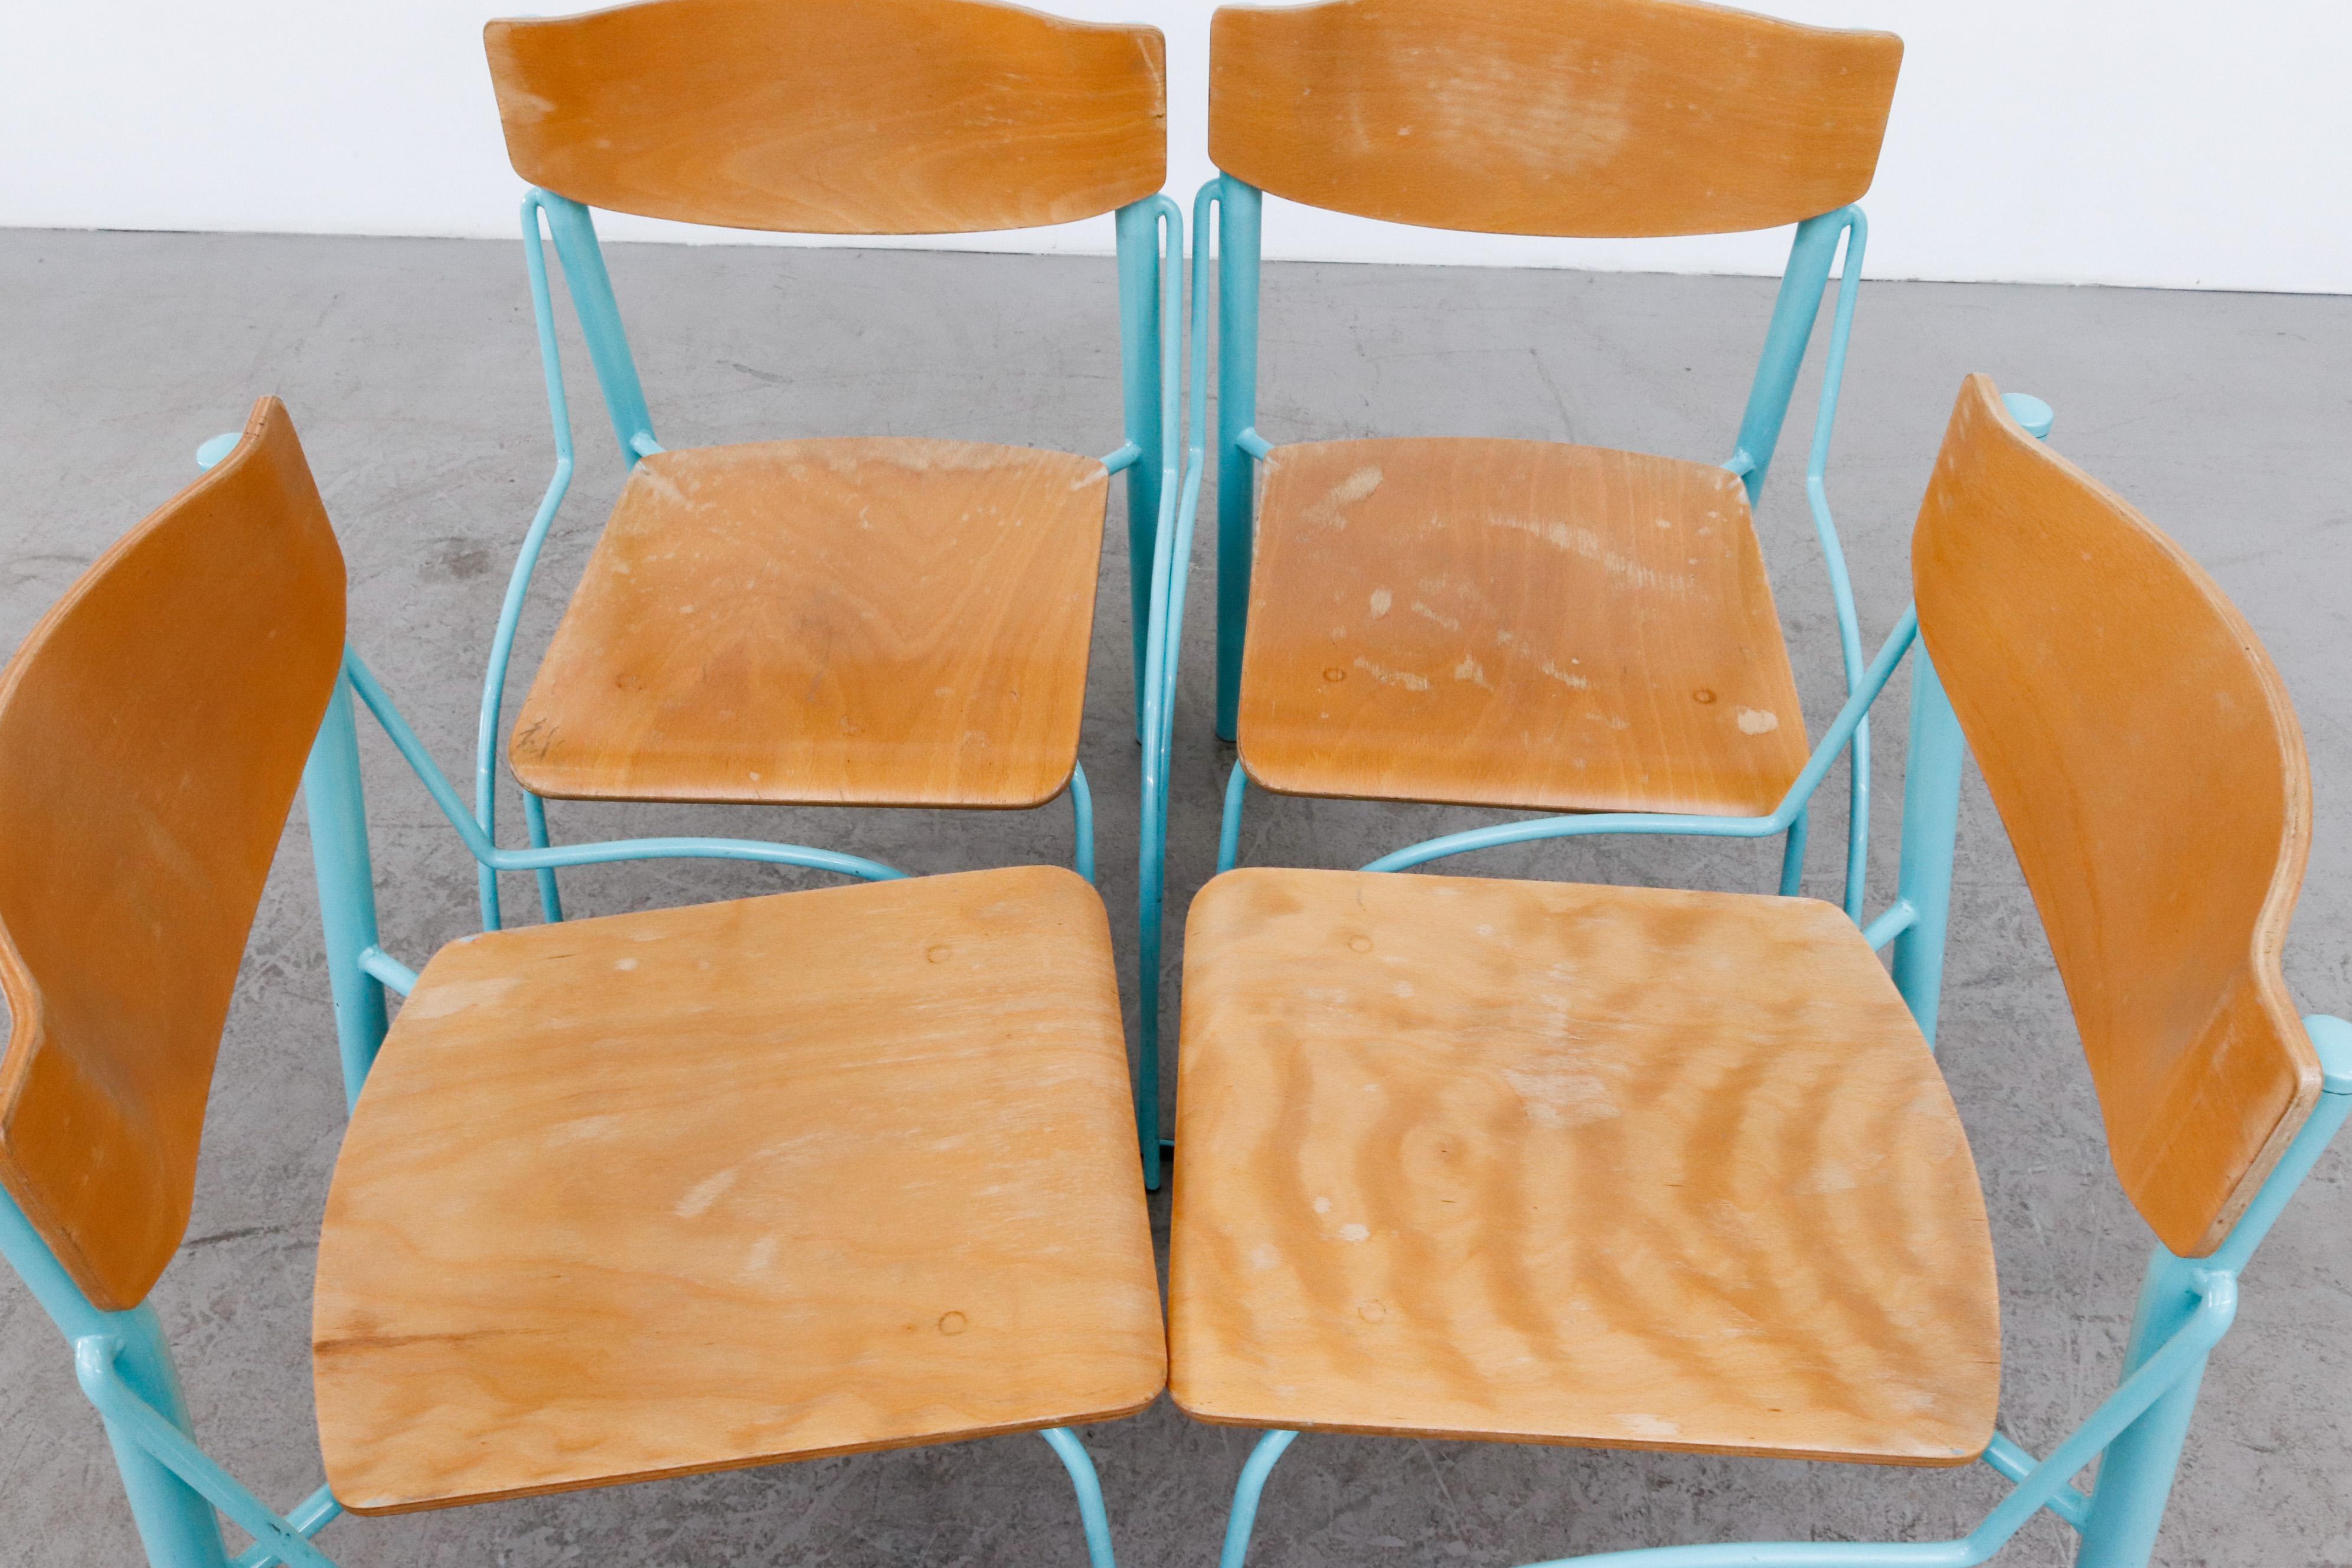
xmin=1166 ymin=374 xmax=2346 ymax=1567
xmin=1133 ymin=0 xmax=1926 ymax=1180
xmin=1182 ymin=0 xmax=1930 ymax=903
xmin=472 ymin=0 xmax=1182 ymax=942
xmin=0 ymin=399 xmax=1164 ymax=1567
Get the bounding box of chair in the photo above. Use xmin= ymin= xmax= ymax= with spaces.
xmin=1133 ymin=0 xmax=1923 ymax=1184
xmin=472 ymin=0 xmax=1183 ymax=950
xmin=1167 ymin=374 xmax=2347 ymax=1567
xmin=0 ymin=400 xmax=1164 ymax=1567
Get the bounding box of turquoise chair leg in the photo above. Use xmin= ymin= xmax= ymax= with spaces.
xmin=1217 ymin=1429 xmax=1299 ymax=1568
xmin=1213 ymin=179 xmax=1263 ymax=743
xmin=1117 ymin=201 xmax=1168 ymax=740
xmin=1777 ymin=808 xmax=1809 ymax=896
xmin=1070 ymin=763 xmax=1096 ymax=884
xmin=0 ymin=1195 xmax=230 ymax=1568
xmin=2070 ymin=1252 xmax=2214 ymax=1568
xmin=1888 ymin=649 xmax=1964 ymax=1047
xmin=1040 ymin=1427 xmax=1119 ymax=1568
xmin=522 ymin=789 xmax=564 ymax=922
xmin=303 ymin=673 xmax=390 ymax=1108
xmin=92 ymin=1308 xmax=231 ymax=1568
xmin=1218 ymin=762 xmax=1248 ymax=874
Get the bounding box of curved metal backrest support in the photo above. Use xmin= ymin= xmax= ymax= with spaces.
xmin=1207 ymin=0 xmax=1899 ymax=239
xmin=1915 ymin=373 xmax=2320 ymax=1259
xmin=486 ymin=0 xmax=1168 ymax=234
xmin=0 ymin=399 xmax=346 ymax=1314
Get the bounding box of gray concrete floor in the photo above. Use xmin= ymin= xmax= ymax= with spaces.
xmin=2 ymin=228 xmax=2348 ymax=1567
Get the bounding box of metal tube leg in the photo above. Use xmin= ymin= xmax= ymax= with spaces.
xmin=1040 ymin=1427 xmax=1119 ymax=1568
xmin=1219 ymin=1430 xmax=1298 ymax=1568
xmin=1889 ymin=649 xmax=1964 ymax=1046
xmin=1116 ymin=201 xmax=1167 ymax=741
xmin=1218 ymin=763 xmax=1248 ymax=874
xmin=101 ymin=1306 xmax=232 ymax=1568
xmin=302 ymin=672 xmax=389 ymax=1109
xmin=1214 ymin=180 xmax=1263 ymax=742
xmin=1843 ymin=714 xmax=1870 ymax=919
xmin=522 ymin=789 xmax=564 ymax=922
xmin=1071 ymin=763 xmax=1096 ymax=885
xmin=1778 ymin=808 xmax=1810 ymax=896
xmin=2072 ymin=1253 xmax=2213 ymax=1568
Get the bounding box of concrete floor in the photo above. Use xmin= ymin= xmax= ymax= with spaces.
xmin=1 ymin=228 xmax=2348 ymax=1567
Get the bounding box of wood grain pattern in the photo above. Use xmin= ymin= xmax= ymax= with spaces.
xmin=1236 ymin=438 xmax=1810 ymax=816
xmin=511 ymin=437 xmax=1107 ymax=808
xmin=486 ymin=0 xmax=1167 ymax=234
xmin=1913 ymin=375 xmax=2319 ymax=1258
xmin=1170 ymin=868 xmax=1999 ymax=1465
xmin=1210 ymin=0 xmax=1900 ymax=238
xmin=313 ymin=865 xmax=1163 ymax=1514
xmin=0 ymin=399 xmax=346 ymax=1311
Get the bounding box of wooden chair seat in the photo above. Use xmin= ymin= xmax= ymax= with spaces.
xmin=1168 ymin=867 xmax=2000 ymax=1466
xmin=312 ymin=865 xmax=1163 ymax=1514
xmin=1237 ymin=438 xmax=1811 ymax=816
xmin=510 ymin=437 xmax=1108 ymax=808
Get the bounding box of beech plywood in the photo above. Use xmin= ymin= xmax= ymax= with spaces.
xmin=511 ymin=437 xmax=1106 ymax=808
xmin=1210 ymin=0 xmax=1900 ymax=238
xmin=1171 ymin=868 xmax=2000 ymax=1465
xmin=487 ymin=0 xmax=1167 ymax=234
xmin=1237 ymin=438 xmax=1809 ymax=816
xmin=314 ymin=866 xmax=1163 ymax=1514
xmin=0 ymin=399 xmax=345 ymax=1311
xmin=1913 ymin=375 xmax=2319 ymax=1258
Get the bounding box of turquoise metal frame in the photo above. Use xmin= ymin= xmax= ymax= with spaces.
xmin=0 ymin=638 xmax=1138 ymax=1568
xmin=1194 ymin=597 xmax=2352 ymax=1568
xmin=474 ymin=187 xmax=1183 ymax=931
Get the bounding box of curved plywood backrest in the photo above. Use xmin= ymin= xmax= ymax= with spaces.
xmin=485 ymin=0 xmax=1168 ymax=234
xmin=1208 ymin=0 xmax=1901 ymax=238
xmin=0 ymin=398 xmax=347 ymax=1310
xmin=1913 ymin=375 xmax=2318 ymax=1258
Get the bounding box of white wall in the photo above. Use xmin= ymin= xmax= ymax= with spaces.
xmin=5 ymin=1 xmax=2346 ymax=292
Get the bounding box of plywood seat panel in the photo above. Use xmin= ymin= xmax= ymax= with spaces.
xmin=1170 ymin=868 xmax=2000 ymax=1466
xmin=313 ymin=866 xmax=1163 ymax=1514
xmin=1237 ymin=438 xmax=1811 ymax=816
xmin=511 ymin=437 xmax=1108 ymax=808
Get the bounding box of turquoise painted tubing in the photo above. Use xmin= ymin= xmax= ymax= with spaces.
xmin=1204 ymin=201 xmax=1881 ymax=911
xmin=1040 ymin=1427 xmax=1120 ymax=1568
xmin=481 ymin=190 xmax=1164 ymax=922
xmin=1132 ymin=188 xmax=1188 ymax=1189
xmin=1211 ymin=177 xmax=1262 ymax=742
xmin=1887 ymin=648 xmax=1963 ymax=1043
xmin=1217 ymin=761 xmax=1247 ymax=873
xmin=1215 ymin=1429 xmax=1298 ymax=1568
xmin=303 ymin=675 xmax=391 ymax=1106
